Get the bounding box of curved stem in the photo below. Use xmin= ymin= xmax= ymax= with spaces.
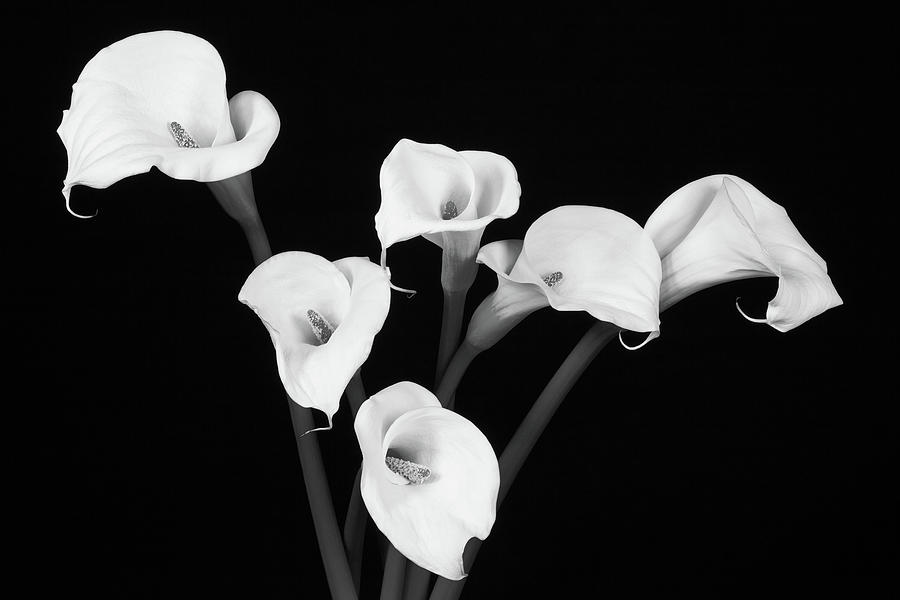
xmin=381 ymin=545 xmax=408 ymax=600
xmin=428 ymin=321 xmax=619 ymax=600
xmin=436 ymin=341 xmax=480 ymax=409
xmin=497 ymin=322 xmax=618 ymax=502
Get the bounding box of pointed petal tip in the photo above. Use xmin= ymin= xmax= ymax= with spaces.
xmin=618 ymin=329 xmax=660 ymax=351
xmin=63 ymin=186 xmax=97 ymax=219
xmin=388 ymin=279 xmax=418 ymax=298
xmin=380 ymin=251 xmax=418 ymax=297
xmin=735 ymin=297 xmax=769 ymax=324
xmin=290 ymin=401 xmax=336 ymax=436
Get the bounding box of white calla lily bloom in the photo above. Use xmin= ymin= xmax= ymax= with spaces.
xmin=376 ymin=138 xmax=520 ymax=290
xmin=645 ymin=175 xmax=842 ymax=331
xmin=239 ymin=252 xmax=390 ymax=432
xmin=57 ymin=30 xmax=279 ymax=215
xmin=466 ymin=205 xmax=663 ymax=351
xmin=355 ymin=382 xmax=499 ymax=580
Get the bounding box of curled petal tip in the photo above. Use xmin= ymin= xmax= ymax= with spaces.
xmin=380 ymin=250 xmax=418 ymax=297
xmin=64 ymin=190 xmax=97 ymax=219
xmin=298 ymin=422 xmax=332 ymax=437
xmin=618 ymin=330 xmax=656 ymax=351
xmin=735 ymin=297 xmax=768 ymax=324
xmin=58 ymin=32 xmax=280 ymax=196
xmin=388 ymin=278 xmax=418 ymax=298
xmin=240 ymin=252 xmax=390 ymax=427
xmin=649 ymin=175 xmax=840 ymax=330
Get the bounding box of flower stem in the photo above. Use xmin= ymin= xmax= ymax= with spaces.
xmin=402 ymin=565 xmax=433 ymax=600
xmin=207 ymin=173 xmax=271 ymax=266
xmin=344 ymin=468 xmax=365 ymax=594
xmin=435 ymin=289 xmax=468 ymax=385
xmin=436 ymin=341 xmax=481 ymax=409
xmin=381 ymin=545 xmax=408 ymax=600
xmin=396 ymin=287 xmax=470 ymax=599
xmin=290 ymin=404 xmax=359 ymax=600
xmin=342 ymin=370 xmax=368 ymax=594
xmin=235 ymin=200 xmax=356 ymax=600
xmin=497 ymin=321 xmax=618 ymax=502
xmin=428 ymin=321 xmax=618 ymax=600
xmin=238 ymin=216 xmax=272 ymax=267
xmin=345 ymin=370 xmax=367 ymax=417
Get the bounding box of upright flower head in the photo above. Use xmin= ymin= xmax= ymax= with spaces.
xmin=645 ymin=175 xmax=842 ymax=331
xmin=466 ymin=205 xmax=662 ymax=351
xmin=355 ymin=382 xmax=499 ymax=580
xmin=57 ymin=30 xmax=280 ymax=215
xmin=238 ymin=252 xmax=390 ymax=432
xmin=375 ymin=139 xmax=520 ymax=290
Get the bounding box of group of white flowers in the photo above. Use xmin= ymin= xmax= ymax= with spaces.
xmin=58 ymin=30 xmax=842 ymax=595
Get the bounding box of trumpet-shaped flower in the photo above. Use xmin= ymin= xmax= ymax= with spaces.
xmin=57 ymin=30 xmax=280 ymax=215
xmin=354 ymin=381 xmax=499 ymax=580
xmin=466 ymin=205 xmax=662 ymax=351
xmin=376 ymin=138 xmax=520 ymax=290
xmin=644 ymin=175 xmax=842 ymax=331
xmin=238 ymin=252 xmax=390 ymax=431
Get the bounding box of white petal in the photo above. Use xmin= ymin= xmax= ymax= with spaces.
xmin=765 ymin=244 xmax=842 ymax=331
xmin=355 ymin=382 xmax=499 ymax=580
xmin=478 ymin=238 xmax=524 ymax=275
xmin=466 ymin=240 xmax=550 ymax=350
xmin=457 ymin=150 xmax=520 ymax=223
xmin=646 ymin=175 xmax=842 ymax=330
xmin=355 ymin=382 xmax=441 ymax=475
xmin=238 ymin=252 xmax=389 ymax=430
xmin=376 ymin=139 xmax=520 ymax=251
xmin=513 ymin=206 xmax=662 ymax=334
xmin=57 ymin=31 xmax=279 ymax=201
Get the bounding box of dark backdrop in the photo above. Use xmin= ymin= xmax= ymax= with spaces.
xmin=8 ymin=4 xmax=894 ymax=598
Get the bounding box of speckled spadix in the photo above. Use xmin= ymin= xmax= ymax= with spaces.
xmin=238 ymin=252 xmax=390 ymax=432
xmin=355 ymin=382 xmax=500 ymax=580
xmin=57 ymin=30 xmax=280 ymax=216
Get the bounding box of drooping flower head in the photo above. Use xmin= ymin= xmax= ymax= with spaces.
xmin=239 ymin=252 xmax=390 ymax=432
xmin=355 ymin=381 xmax=499 ymax=580
xmin=466 ymin=205 xmax=663 ymax=351
xmin=645 ymin=175 xmax=842 ymax=331
xmin=57 ymin=30 xmax=280 ymax=215
xmin=376 ymin=139 xmax=520 ymax=290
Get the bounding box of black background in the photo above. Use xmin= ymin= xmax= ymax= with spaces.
xmin=7 ymin=4 xmax=894 ymax=598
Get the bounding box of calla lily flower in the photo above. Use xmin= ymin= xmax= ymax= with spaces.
xmin=238 ymin=252 xmax=390 ymax=431
xmin=376 ymin=138 xmax=520 ymax=291
xmin=644 ymin=175 xmax=842 ymax=331
xmin=466 ymin=205 xmax=663 ymax=351
xmin=57 ymin=30 xmax=280 ymax=216
xmin=355 ymin=381 xmax=499 ymax=580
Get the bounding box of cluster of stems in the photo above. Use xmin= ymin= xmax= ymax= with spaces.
xmin=231 ymin=196 xmax=617 ymax=600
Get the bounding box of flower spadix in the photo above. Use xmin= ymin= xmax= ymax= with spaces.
xmin=57 ymin=30 xmax=279 ymax=215
xmin=355 ymin=382 xmax=499 ymax=580
xmin=376 ymin=139 xmax=520 ymax=291
xmin=238 ymin=252 xmax=390 ymax=431
xmin=645 ymin=175 xmax=842 ymax=331
xmin=466 ymin=205 xmax=663 ymax=351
